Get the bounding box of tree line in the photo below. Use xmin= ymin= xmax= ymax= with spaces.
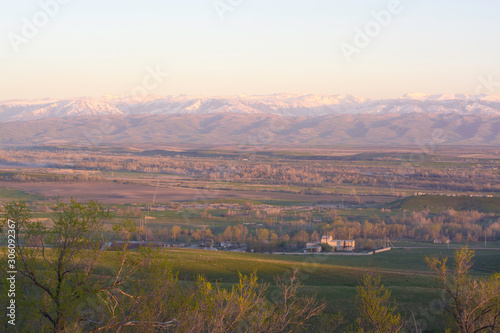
xmin=1 ymin=149 xmax=499 ymax=193
xmin=123 ymin=206 xmax=500 ymax=251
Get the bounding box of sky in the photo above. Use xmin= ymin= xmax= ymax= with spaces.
xmin=0 ymin=0 xmax=499 ymax=100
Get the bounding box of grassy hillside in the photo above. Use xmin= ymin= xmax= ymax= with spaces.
xmin=3 ymin=243 xmax=499 ymax=331
xmin=162 ymin=247 xmax=500 ymax=332
xmin=387 ymin=195 xmax=500 ymax=213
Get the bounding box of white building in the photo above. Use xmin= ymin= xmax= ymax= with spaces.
xmin=320 ymin=235 xmax=355 ymax=251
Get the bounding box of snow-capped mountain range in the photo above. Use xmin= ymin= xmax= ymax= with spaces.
xmin=1 ymin=93 xmax=500 ymax=122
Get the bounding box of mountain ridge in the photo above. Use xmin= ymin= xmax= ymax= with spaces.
xmin=1 ymin=112 xmax=499 ymax=147
xmin=1 ymin=93 xmax=500 ymax=122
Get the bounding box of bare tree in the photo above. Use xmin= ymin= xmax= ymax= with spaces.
xmin=263 ymin=268 xmax=327 ymax=333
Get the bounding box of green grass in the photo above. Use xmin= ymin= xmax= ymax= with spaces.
xmin=392 ymin=240 xmax=500 ymax=249
xmin=165 ymin=248 xmax=500 ymax=282
xmin=388 ymin=195 xmax=500 ymax=213
xmin=163 ymin=247 xmax=483 ymax=332
xmin=3 ymin=244 xmax=496 ymax=332
xmin=0 ymin=187 xmax=44 ymax=202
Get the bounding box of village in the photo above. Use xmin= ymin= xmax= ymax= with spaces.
xmin=101 ymin=234 xmax=395 ymax=256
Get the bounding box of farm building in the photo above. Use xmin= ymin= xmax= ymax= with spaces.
xmin=304 ymin=242 xmax=322 ymax=253
xmin=320 ymin=235 xmax=355 ymax=251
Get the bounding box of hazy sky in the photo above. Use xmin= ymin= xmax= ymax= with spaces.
xmin=1 ymin=0 xmax=499 ymax=100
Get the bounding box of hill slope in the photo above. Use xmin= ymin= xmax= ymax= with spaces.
xmin=1 ymin=113 xmax=499 ymax=147
xmin=388 ymin=195 xmax=500 ymax=213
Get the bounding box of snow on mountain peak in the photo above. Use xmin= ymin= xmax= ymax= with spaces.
xmin=402 ymin=92 xmax=430 ymax=100
xmin=0 ymin=93 xmax=499 ymax=122
xmin=0 ymin=97 xmax=123 ymax=122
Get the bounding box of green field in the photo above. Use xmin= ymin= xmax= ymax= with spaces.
xmin=388 ymin=195 xmax=500 ymax=213
xmin=0 ymin=187 xmax=44 ymax=203
xmin=160 ymin=247 xmax=500 ymax=332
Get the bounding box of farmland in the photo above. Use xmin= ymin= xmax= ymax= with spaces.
xmin=100 ymin=247 xmax=500 ymax=332
xmin=0 ymin=145 xmax=499 ymax=332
